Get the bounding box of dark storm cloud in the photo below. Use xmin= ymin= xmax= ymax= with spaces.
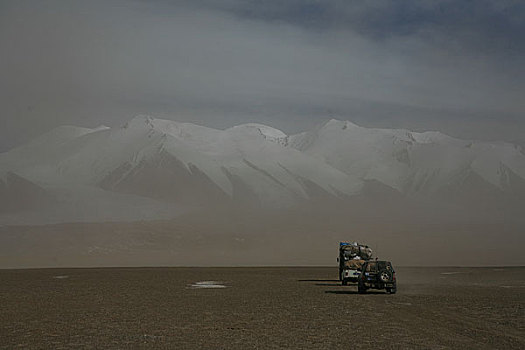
xmin=1 ymin=0 xmax=524 ymax=152
xmin=178 ymin=0 xmax=525 ymax=54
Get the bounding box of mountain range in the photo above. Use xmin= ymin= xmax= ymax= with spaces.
xmin=1 ymin=115 xmax=524 ymax=224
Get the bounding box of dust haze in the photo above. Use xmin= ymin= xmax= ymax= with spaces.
xmin=1 ymin=1 xmax=525 ymax=268
xmin=1 ymin=176 xmax=524 ymax=267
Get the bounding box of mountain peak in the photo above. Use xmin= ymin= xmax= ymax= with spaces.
xmin=323 ymin=119 xmax=360 ymax=130
xmin=123 ymin=115 xmax=156 ymax=129
xmin=227 ymin=123 xmax=287 ymax=140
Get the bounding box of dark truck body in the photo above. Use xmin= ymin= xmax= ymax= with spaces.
xmin=358 ymin=260 xmax=397 ymax=294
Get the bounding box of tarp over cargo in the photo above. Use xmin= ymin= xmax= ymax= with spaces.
xmin=344 ymin=259 xmax=366 ymax=269
xmin=341 ymin=243 xmax=372 ymax=260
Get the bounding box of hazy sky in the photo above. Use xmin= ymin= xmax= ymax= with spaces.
xmin=1 ymin=0 xmax=524 ymax=151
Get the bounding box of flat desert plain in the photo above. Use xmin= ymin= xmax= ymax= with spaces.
xmin=0 ymin=267 xmax=524 ymax=349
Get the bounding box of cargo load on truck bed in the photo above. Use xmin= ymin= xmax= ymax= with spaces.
xmin=344 ymin=259 xmax=366 ymax=270
xmin=338 ymin=242 xmax=372 ymax=284
xmin=340 ymin=243 xmax=372 ymax=260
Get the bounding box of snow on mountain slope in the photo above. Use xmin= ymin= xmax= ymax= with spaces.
xmin=1 ymin=115 xmax=524 ymax=217
xmin=0 ymin=116 xmax=363 ymax=207
xmin=1 ymin=125 xmax=108 ymax=160
xmin=0 ymin=125 xmax=108 ymax=182
xmin=289 ymin=120 xmax=415 ymax=191
xmin=289 ymin=119 xmax=525 ymax=194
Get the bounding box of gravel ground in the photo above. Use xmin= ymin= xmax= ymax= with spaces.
xmin=0 ymin=267 xmax=523 ymax=349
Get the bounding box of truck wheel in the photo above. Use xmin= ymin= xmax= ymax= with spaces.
xmin=379 ymin=269 xmax=392 ymax=283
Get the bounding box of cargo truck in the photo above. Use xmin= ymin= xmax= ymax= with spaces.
xmin=338 ymin=242 xmax=372 ymax=285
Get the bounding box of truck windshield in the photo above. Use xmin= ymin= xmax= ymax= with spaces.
xmin=366 ymin=262 xmax=393 ymax=272
xmin=377 ymin=262 xmax=393 ymax=271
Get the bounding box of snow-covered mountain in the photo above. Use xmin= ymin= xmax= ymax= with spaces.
xmin=1 ymin=116 xmax=524 ymax=223
xmin=289 ymin=119 xmax=525 ymax=196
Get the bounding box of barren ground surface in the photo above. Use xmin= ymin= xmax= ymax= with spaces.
xmin=0 ymin=267 xmax=524 ymax=349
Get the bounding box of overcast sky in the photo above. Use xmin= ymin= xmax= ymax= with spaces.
xmin=1 ymin=0 xmax=524 ymax=151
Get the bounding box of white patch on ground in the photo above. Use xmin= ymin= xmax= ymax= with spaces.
xmin=188 ymin=281 xmax=226 ymax=289
xmin=53 ymin=275 xmax=69 ymax=279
